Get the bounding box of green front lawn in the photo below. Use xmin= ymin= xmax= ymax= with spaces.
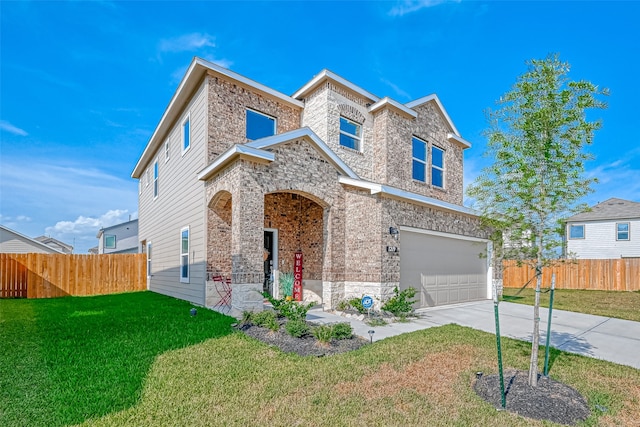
xmin=1 ymin=291 xmax=639 ymax=426
xmin=0 ymin=292 xmax=235 ymax=426
xmin=502 ymin=288 xmax=640 ymax=322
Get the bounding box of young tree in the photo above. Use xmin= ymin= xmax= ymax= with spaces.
xmin=467 ymin=54 xmax=607 ymax=387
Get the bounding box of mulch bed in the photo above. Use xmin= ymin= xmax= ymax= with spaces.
xmin=474 ymin=369 xmax=590 ymax=426
xmin=237 ymin=323 xmax=369 ymax=357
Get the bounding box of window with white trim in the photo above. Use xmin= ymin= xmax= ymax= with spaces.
xmin=182 ymin=115 xmax=190 ymax=153
xmin=180 ymin=227 xmax=189 ymax=283
xmin=246 ymin=109 xmax=276 ymax=140
xmin=431 ymin=145 xmax=445 ymax=188
xmin=339 ymin=116 xmax=362 ymax=150
xmin=104 ymin=235 xmax=116 ymax=249
xmin=146 ymin=242 xmax=152 ymax=277
xmin=617 ymin=222 xmax=630 ymax=241
xmin=153 ymin=160 xmax=158 ymax=199
xmin=569 ymin=224 xmax=585 ymax=239
xmin=412 ymin=136 xmax=427 ymax=182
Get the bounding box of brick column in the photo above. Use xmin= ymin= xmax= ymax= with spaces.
xmin=230 ymin=170 xmax=264 ymax=316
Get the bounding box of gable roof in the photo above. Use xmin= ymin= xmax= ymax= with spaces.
xmin=0 ymin=225 xmax=64 ymax=254
xmin=292 ymin=69 xmax=380 ymax=102
xmin=566 ymin=198 xmax=640 ymax=222
xmin=34 ymin=235 xmax=74 ymax=252
xmin=197 ymin=127 xmax=359 ymax=181
xmin=132 ymin=57 xmax=303 ymax=178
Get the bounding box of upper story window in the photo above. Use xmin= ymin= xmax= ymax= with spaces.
xmin=431 ymin=145 xmax=445 ymax=188
xmin=182 ymin=115 xmax=190 ymax=153
xmin=246 ymin=109 xmax=276 ymax=140
xmin=104 ymin=235 xmax=116 ymax=249
xmin=153 ymin=160 xmax=158 ymax=199
xmin=617 ymin=222 xmax=630 ymax=241
xmin=569 ymin=224 xmax=585 ymax=239
xmin=412 ymin=137 xmax=427 ymax=182
xmin=339 ymin=117 xmax=362 ymax=151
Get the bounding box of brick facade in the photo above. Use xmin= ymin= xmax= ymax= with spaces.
xmin=136 ymin=58 xmax=488 ymax=315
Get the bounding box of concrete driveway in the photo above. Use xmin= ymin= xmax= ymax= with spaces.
xmin=307 ymin=300 xmax=640 ymax=370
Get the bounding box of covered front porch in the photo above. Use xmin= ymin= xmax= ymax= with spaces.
xmin=205 ymin=188 xmax=330 ymax=316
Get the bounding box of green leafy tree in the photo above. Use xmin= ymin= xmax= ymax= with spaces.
xmin=467 ymin=54 xmax=607 ymax=386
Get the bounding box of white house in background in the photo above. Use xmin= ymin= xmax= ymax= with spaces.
xmin=565 ymin=198 xmax=640 ymax=259
xmin=33 ymin=235 xmax=74 ymax=254
xmin=0 ymin=225 xmax=65 ymax=254
xmin=96 ymin=219 xmax=139 ymax=254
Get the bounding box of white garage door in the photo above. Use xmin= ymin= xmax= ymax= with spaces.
xmin=399 ymin=228 xmax=489 ymax=308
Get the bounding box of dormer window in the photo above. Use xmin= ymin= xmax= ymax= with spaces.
xmin=246 ymin=109 xmax=276 ymax=140
xmin=339 ymin=117 xmax=362 ymax=150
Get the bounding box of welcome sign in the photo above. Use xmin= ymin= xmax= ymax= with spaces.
xmin=293 ymin=252 xmax=303 ymax=301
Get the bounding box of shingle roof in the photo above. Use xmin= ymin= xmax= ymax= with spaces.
xmin=566 ymin=198 xmax=640 ymax=222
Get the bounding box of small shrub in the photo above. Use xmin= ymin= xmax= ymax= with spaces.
xmin=336 ymin=300 xmax=350 ymax=311
xmin=331 ymin=322 xmax=353 ymax=340
xmin=365 ymin=317 xmax=387 ymax=327
xmin=285 ymin=319 xmax=309 ymax=338
xmin=382 ymin=287 xmax=417 ymax=317
xmin=240 ymin=310 xmax=254 ymax=326
xmin=263 ymin=292 xmax=314 ymax=322
xmin=348 ymin=297 xmax=367 ymax=314
xmin=312 ymin=324 xmax=333 ymax=344
xmin=252 ymin=310 xmax=279 ymax=331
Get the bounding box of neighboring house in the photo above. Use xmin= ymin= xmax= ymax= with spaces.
xmin=96 ymin=219 xmax=139 ymax=254
xmin=0 ymin=225 xmax=64 ymax=254
xmin=132 ymin=57 xmax=492 ymax=315
xmin=34 ymin=235 xmax=74 ymax=254
xmin=565 ymin=198 xmax=640 ymax=259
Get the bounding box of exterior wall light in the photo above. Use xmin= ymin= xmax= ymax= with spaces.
xmin=389 ymin=227 xmax=399 ymax=240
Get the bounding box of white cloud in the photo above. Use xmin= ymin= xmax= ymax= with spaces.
xmin=158 ymin=32 xmax=216 ymax=53
xmin=0 ymin=120 xmax=28 ymax=136
xmin=380 ymin=78 xmax=411 ymax=100
xmin=44 ymin=210 xmax=137 ymax=253
xmin=388 ymin=0 xmax=457 ymax=17
xmin=0 ymin=158 xmax=138 ymax=253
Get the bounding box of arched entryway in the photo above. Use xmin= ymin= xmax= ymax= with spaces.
xmin=205 ymin=190 xmax=232 ymax=309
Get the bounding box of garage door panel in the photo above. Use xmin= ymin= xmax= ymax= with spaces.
xmin=400 ymin=230 xmax=488 ymax=308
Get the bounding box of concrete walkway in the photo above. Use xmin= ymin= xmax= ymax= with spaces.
xmin=306 ymin=300 xmax=640 ymax=370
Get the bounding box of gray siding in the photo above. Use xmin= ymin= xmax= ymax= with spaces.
xmin=137 ymin=79 xmax=208 ymax=304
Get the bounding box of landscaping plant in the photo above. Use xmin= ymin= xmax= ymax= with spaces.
xmin=284 ymin=319 xmax=309 ymax=338
xmin=467 ymin=54 xmax=607 ymax=386
xmin=262 ymin=292 xmax=314 ymax=322
xmin=278 ymin=272 xmax=294 ymax=298
xmin=382 ymin=286 xmax=417 ymax=318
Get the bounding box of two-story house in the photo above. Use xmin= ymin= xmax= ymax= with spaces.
xmin=565 ymin=198 xmax=640 ymax=259
xmin=132 ymin=57 xmax=492 ymax=315
xmin=96 ymin=219 xmax=139 ymax=254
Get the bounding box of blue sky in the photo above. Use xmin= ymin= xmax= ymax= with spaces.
xmin=1 ymin=1 xmax=638 ymax=254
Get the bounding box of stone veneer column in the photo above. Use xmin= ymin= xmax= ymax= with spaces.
xmin=230 ymin=166 xmax=265 ymax=317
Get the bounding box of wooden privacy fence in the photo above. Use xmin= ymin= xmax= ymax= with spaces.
xmin=0 ymin=253 xmax=146 ymax=298
xmin=503 ymin=258 xmax=640 ymax=291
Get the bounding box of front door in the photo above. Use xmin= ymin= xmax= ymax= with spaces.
xmin=263 ymin=230 xmax=276 ymax=296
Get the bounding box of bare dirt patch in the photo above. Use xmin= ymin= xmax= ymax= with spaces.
xmin=335 ymin=345 xmax=474 ymax=404
xmin=474 ymin=369 xmax=590 ymax=426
